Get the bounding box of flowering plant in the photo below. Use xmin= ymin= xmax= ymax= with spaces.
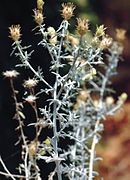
xmin=0 ymin=1 xmax=127 ymax=179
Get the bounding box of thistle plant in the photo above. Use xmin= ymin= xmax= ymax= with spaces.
xmin=0 ymin=1 xmax=127 ymax=180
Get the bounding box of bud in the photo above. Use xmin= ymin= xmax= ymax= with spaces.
xmin=95 ymin=25 xmax=106 ymax=37
xmin=37 ymin=0 xmax=44 ymax=11
xmin=76 ymin=18 xmax=89 ymax=36
xmin=117 ymin=92 xmax=128 ymax=105
xmin=33 ymin=9 xmax=44 ymax=25
xmin=120 ymin=92 xmax=128 ymax=102
xmin=47 ymin=27 xmax=57 ymax=45
xmin=106 ymin=96 xmax=114 ymax=105
xmin=9 ymin=25 xmax=21 ymax=41
xmin=61 ymin=3 xmax=75 ymax=20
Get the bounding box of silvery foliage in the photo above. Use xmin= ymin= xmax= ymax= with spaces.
xmin=10 ymin=19 xmax=124 ymax=180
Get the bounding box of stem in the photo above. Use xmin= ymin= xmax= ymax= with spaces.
xmin=51 ymin=21 xmax=68 ymax=180
xmin=0 ymin=171 xmax=25 ymax=179
xmin=0 ymin=157 xmax=16 ymax=180
xmin=88 ymin=120 xmax=100 ymax=180
xmin=10 ymin=79 xmax=29 ymax=180
xmin=16 ymin=41 xmax=52 ymax=89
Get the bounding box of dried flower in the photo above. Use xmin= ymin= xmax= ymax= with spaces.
xmin=61 ymin=3 xmax=75 ymax=20
xmin=28 ymin=140 xmax=39 ymax=156
xmin=99 ymin=36 xmax=112 ymax=49
xmin=3 ymin=70 xmax=19 ymax=79
xmin=37 ymin=0 xmax=44 ymax=11
xmin=95 ymin=25 xmax=106 ymax=37
xmin=33 ymin=9 xmax=44 ymax=25
xmin=116 ymin=28 xmax=126 ymax=42
xmin=76 ymin=18 xmax=89 ymax=36
xmin=9 ymin=25 xmax=21 ymax=41
xmin=23 ymin=78 xmax=38 ymax=89
xmin=25 ymin=95 xmax=36 ymax=104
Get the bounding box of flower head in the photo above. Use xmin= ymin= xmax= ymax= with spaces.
xmin=116 ymin=28 xmax=126 ymax=42
xmin=76 ymin=18 xmax=89 ymax=36
xmin=95 ymin=25 xmax=106 ymax=37
xmin=61 ymin=3 xmax=75 ymax=20
xmin=25 ymin=95 xmax=36 ymax=104
xmin=33 ymin=9 xmax=44 ymax=25
xmin=9 ymin=25 xmax=21 ymax=41
xmin=23 ymin=78 xmax=38 ymax=89
xmin=3 ymin=70 xmax=19 ymax=79
xmin=99 ymin=35 xmax=112 ymax=49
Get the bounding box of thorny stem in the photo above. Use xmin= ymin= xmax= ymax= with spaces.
xmin=10 ymin=79 xmax=29 ymax=180
xmin=88 ymin=120 xmax=100 ymax=180
xmin=15 ymin=41 xmax=52 ymax=89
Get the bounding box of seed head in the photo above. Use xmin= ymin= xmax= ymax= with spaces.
xmin=9 ymin=25 xmax=21 ymax=41
xmin=76 ymin=18 xmax=89 ymax=36
xmin=33 ymin=9 xmax=44 ymax=25
xmin=3 ymin=70 xmax=19 ymax=79
xmin=61 ymin=3 xmax=75 ymax=20
xmin=23 ymin=78 xmax=38 ymax=89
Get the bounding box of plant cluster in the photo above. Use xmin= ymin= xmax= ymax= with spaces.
xmin=0 ymin=0 xmax=127 ymax=179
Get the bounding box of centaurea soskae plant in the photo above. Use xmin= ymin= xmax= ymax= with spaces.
xmin=0 ymin=1 xmax=127 ymax=179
